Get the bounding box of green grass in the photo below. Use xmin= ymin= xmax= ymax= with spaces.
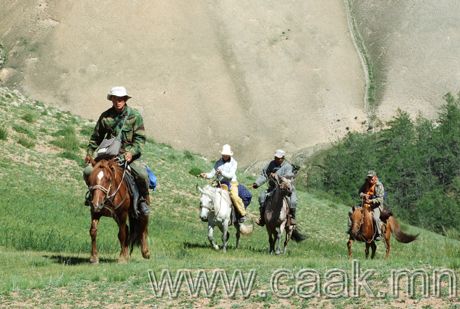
xmin=12 ymin=124 xmax=36 ymax=139
xmin=0 ymin=86 xmax=458 ymax=307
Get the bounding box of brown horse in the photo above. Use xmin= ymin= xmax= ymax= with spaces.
xmin=264 ymin=174 xmax=305 ymax=254
xmin=87 ymin=158 xmax=150 ymax=263
xmin=347 ymin=204 xmax=418 ymax=259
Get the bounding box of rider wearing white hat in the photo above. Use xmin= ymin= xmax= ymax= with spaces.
xmin=200 ymin=144 xmax=247 ymax=222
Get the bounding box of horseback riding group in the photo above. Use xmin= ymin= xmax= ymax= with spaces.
xmin=83 ymin=86 xmax=416 ymax=263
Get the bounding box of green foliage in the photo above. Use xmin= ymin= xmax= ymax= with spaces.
xmin=12 ymin=124 xmax=36 ymax=139
xmin=51 ymin=125 xmax=79 ymax=152
xmin=21 ymin=112 xmax=38 ymax=123
xmin=183 ymin=150 xmax=194 ymax=160
xmin=17 ymin=137 xmax=35 ymax=148
xmin=79 ymin=125 xmax=94 ymax=137
xmin=0 ymin=126 xmax=7 ymax=140
xmin=58 ymin=151 xmax=85 ymax=166
xmin=188 ymin=166 xmax=202 ymax=177
xmin=306 ymin=93 xmax=460 ymax=234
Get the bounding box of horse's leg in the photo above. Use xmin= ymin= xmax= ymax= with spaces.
xmin=283 ymin=225 xmax=292 ymax=254
xmin=117 ymin=212 xmax=129 ymax=263
xmin=221 ymin=220 xmax=229 ymax=253
xmin=347 ymin=239 xmax=353 ymax=259
xmin=235 ymin=223 xmax=241 ymax=249
xmin=140 ymin=214 xmax=150 ymax=259
xmin=267 ymin=228 xmax=275 ymax=254
xmin=365 ymin=242 xmax=370 ymax=259
xmin=275 ymin=227 xmax=282 ymax=255
xmin=89 ymin=213 xmax=101 ymax=264
xmin=208 ymin=224 xmax=219 ymax=250
xmin=370 ymin=241 xmax=377 ymax=259
xmin=384 ymin=222 xmax=391 ymax=259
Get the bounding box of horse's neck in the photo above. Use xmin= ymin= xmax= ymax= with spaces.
xmin=212 ymin=189 xmax=231 ymax=219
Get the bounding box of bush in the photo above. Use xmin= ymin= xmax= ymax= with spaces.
xmin=17 ymin=137 xmax=35 ymax=149
xmin=21 ymin=112 xmax=38 ymax=123
xmin=0 ymin=127 xmax=7 ymax=140
xmin=12 ymin=124 xmax=36 ymax=139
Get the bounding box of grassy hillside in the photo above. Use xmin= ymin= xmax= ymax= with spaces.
xmin=0 ymin=87 xmax=458 ymax=307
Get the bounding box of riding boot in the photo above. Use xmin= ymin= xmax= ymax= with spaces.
xmin=137 ymin=178 xmax=151 ymax=216
xmin=289 ymin=208 xmax=297 ymax=225
xmin=139 ymin=193 xmax=150 ymax=216
xmin=256 ymin=206 xmax=265 ymax=226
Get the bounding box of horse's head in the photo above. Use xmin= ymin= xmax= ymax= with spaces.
xmin=198 ymin=185 xmax=215 ymax=222
xmin=88 ymin=159 xmax=120 ymax=212
xmin=270 ymin=173 xmax=293 ymax=194
xmin=350 ymin=206 xmax=364 ymax=236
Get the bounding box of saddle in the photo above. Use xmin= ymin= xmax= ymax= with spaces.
xmin=123 ymin=168 xmax=141 ymax=218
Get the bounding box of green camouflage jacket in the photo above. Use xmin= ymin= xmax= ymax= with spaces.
xmin=87 ymin=105 xmax=145 ymax=159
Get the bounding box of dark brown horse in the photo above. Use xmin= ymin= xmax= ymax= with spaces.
xmin=87 ymin=158 xmax=150 ymax=263
xmin=347 ymin=204 xmax=418 ymax=259
xmin=264 ymin=174 xmax=305 ymax=254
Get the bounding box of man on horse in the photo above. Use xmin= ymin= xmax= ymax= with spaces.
xmin=348 ymin=170 xmax=385 ymax=240
xmin=83 ymin=86 xmax=150 ymax=216
xmin=200 ymin=144 xmax=247 ymax=223
xmin=253 ymin=149 xmax=298 ymax=226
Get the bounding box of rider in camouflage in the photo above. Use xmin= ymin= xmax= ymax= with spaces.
xmin=83 ymin=86 xmax=150 ymax=215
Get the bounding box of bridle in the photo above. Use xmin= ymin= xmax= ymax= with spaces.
xmin=89 ymin=160 xmax=128 ymax=213
xmin=200 ymin=188 xmax=223 ymax=215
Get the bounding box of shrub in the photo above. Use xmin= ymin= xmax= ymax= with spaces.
xmin=17 ymin=137 xmax=35 ymax=149
xmin=12 ymin=124 xmax=36 ymax=139
xmin=0 ymin=127 xmax=7 ymax=140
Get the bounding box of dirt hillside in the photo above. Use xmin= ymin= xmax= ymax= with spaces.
xmin=1 ymin=1 xmax=459 ymax=164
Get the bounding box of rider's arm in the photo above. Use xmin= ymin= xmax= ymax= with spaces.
xmin=123 ymin=110 xmax=146 ymax=158
xmin=370 ymin=183 xmax=385 ymax=206
xmin=254 ymin=162 xmax=271 ymax=187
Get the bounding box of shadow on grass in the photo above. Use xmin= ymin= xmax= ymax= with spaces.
xmin=44 ymin=254 xmax=117 ymax=265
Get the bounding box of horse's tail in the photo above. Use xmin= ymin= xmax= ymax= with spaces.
xmin=291 ymin=228 xmax=307 ymax=242
xmin=129 ymin=213 xmax=149 ymax=251
xmin=387 ymin=216 xmax=418 ymax=243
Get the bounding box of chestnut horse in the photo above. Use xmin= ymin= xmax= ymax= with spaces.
xmin=347 ymin=204 xmax=418 ymax=259
xmin=87 ymin=158 xmax=150 ymax=263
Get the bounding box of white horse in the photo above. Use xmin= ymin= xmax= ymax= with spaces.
xmin=198 ymin=185 xmax=240 ymax=252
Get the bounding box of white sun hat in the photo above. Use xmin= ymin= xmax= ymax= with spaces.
xmin=220 ymin=144 xmax=233 ymax=156
xmin=274 ymin=149 xmax=286 ymax=158
xmin=107 ymin=86 xmax=132 ymax=100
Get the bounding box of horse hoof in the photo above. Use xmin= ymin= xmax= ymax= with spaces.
xmin=142 ymin=251 xmax=151 ymax=259
xmin=89 ymin=257 xmax=99 ymax=264
xmin=276 ymin=251 xmax=281 ymax=255
xmin=213 ymin=245 xmax=219 ymax=250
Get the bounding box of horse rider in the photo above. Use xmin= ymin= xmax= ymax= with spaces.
xmin=83 ymin=86 xmax=150 ymax=216
xmin=252 ymin=149 xmax=298 ymax=226
xmin=200 ymin=144 xmax=247 ymax=223
xmin=348 ymin=170 xmax=385 ymax=240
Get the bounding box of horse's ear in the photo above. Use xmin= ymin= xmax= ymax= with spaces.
xmin=90 ymin=157 xmax=96 ymax=167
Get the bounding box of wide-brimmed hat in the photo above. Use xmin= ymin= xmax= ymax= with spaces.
xmin=107 ymin=86 xmax=132 ymax=100
xmin=274 ymin=149 xmax=286 ymax=158
xmin=220 ymin=144 xmax=233 ymax=156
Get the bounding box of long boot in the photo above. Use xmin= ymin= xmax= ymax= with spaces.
xmin=289 ymin=208 xmax=296 ymax=225
xmin=137 ymin=178 xmax=150 ymax=216
xmin=256 ymin=206 xmax=265 ymax=226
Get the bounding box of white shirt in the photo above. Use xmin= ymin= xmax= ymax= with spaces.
xmin=205 ymin=157 xmax=238 ymax=182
